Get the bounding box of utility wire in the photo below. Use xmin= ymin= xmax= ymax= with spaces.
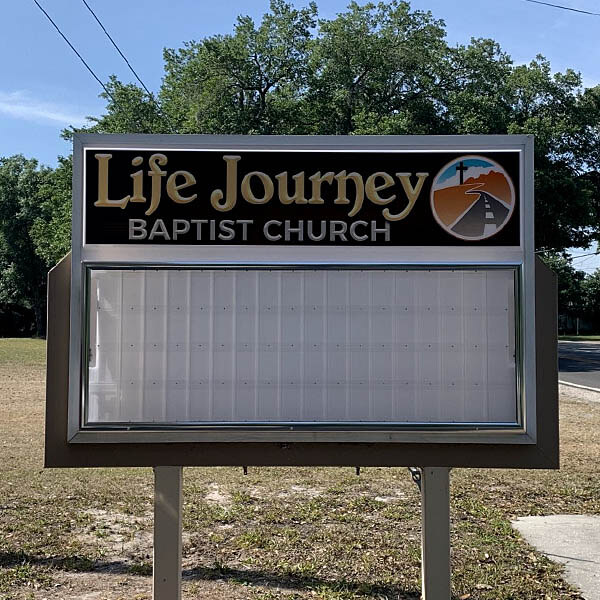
xmin=80 ymin=0 xmax=175 ymax=132
xmin=32 ymin=0 xmax=148 ymax=131
xmin=570 ymin=251 xmax=600 ymax=260
xmin=535 ymin=249 xmax=600 ymax=260
xmin=523 ymin=0 xmax=600 ymax=17
xmin=80 ymin=0 xmax=152 ymax=96
xmin=32 ymin=0 xmax=118 ymax=105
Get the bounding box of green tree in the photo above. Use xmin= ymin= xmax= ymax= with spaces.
xmin=539 ymin=253 xmax=586 ymax=318
xmin=30 ymin=156 xmax=72 ymax=267
xmin=444 ymin=39 xmax=513 ymax=135
xmin=62 ymin=75 xmax=167 ymax=138
xmin=0 ymin=156 xmax=49 ymax=336
xmin=581 ymin=269 xmax=600 ymax=329
xmin=160 ymin=0 xmax=317 ymax=134
xmin=506 ymin=59 xmax=600 ymax=250
xmin=308 ymin=1 xmax=448 ymax=135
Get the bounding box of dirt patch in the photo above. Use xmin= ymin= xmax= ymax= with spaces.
xmin=374 ymin=491 xmax=408 ymax=503
xmin=17 ymin=571 xmax=151 ymax=600
xmin=278 ymin=485 xmax=323 ymax=499
xmin=205 ymin=484 xmax=232 ymax=508
xmin=78 ymin=509 xmax=153 ymax=565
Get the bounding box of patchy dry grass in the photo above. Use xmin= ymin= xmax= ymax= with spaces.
xmin=0 ymin=338 xmax=597 ymax=599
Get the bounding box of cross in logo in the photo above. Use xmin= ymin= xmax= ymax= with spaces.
xmin=456 ymin=161 xmax=468 ymax=185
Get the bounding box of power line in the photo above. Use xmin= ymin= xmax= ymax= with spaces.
xmin=80 ymin=0 xmax=152 ymax=96
xmin=81 ymin=0 xmax=173 ymax=129
xmin=571 ymin=251 xmax=600 ymax=260
xmin=32 ymin=0 xmax=118 ymax=105
xmin=80 ymin=0 xmax=175 ymax=132
xmin=523 ymin=0 xmax=600 ymax=17
xmin=32 ymin=0 xmax=149 ymax=131
xmin=536 ymin=248 xmax=600 ymax=257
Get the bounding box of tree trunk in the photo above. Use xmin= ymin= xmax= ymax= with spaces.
xmin=32 ymin=293 xmax=47 ymax=339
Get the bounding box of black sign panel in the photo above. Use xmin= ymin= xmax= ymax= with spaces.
xmin=84 ymin=149 xmax=520 ymax=246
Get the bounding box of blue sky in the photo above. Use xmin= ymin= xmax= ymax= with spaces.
xmin=2 ymin=0 xmax=599 ymax=166
xmin=2 ymin=0 xmax=599 ymax=265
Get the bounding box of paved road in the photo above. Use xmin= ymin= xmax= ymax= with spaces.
xmin=452 ymin=191 xmax=509 ymax=237
xmin=558 ymin=340 xmax=600 ymax=389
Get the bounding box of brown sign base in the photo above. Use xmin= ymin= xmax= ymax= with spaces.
xmin=45 ymin=254 xmax=558 ymax=469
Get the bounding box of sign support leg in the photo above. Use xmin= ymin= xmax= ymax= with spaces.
xmin=153 ymin=466 xmax=183 ymax=600
xmin=421 ymin=467 xmax=451 ymax=600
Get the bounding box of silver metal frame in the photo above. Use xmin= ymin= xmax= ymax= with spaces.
xmin=69 ymin=134 xmax=535 ymax=445
xmin=81 ymin=263 xmax=523 ymax=431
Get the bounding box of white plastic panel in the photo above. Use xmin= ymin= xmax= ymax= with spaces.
xmin=86 ymin=268 xmax=517 ymax=426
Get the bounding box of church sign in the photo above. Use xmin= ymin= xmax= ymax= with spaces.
xmin=86 ymin=148 xmax=519 ymax=246
xmin=44 ymin=134 xmax=558 ymax=469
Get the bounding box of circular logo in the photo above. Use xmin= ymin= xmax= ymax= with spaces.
xmin=430 ymin=155 xmax=515 ymax=241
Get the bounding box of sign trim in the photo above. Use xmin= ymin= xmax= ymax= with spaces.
xmin=68 ymin=134 xmax=535 ymax=447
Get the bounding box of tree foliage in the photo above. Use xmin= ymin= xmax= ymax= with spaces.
xmin=0 ymin=156 xmax=50 ymax=336
xmin=160 ymin=0 xmax=318 ymax=134
xmin=308 ymin=1 xmax=448 ymax=135
xmin=30 ymin=156 xmax=72 ymax=267
xmin=581 ymin=269 xmax=600 ymax=328
xmin=0 ymin=155 xmax=72 ymax=336
xmin=539 ymin=253 xmax=586 ymax=317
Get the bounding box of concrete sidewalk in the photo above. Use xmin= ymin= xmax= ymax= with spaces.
xmin=512 ymin=515 xmax=600 ymax=600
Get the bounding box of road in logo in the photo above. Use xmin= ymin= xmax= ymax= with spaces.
xmin=430 ymin=156 xmax=515 ymax=241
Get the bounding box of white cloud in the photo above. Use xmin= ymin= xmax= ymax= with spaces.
xmin=436 ymin=166 xmax=498 ymax=190
xmin=0 ymin=90 xmax=90 ymax=128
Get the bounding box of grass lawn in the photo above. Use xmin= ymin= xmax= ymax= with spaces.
xmin=1 ymin=338 xmax=598 ymax=599
xmin=558 ymin=335 xmax=600 ymax=342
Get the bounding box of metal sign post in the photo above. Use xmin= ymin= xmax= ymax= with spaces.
xmin=421 ymin=467 xmax=451 ymax=599
xmin=151 ymin=466 xmax=452 ymax=600
xmin=153 ymin=466 xmax=183 ymax=600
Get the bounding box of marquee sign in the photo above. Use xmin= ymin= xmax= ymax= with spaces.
xmin=45 ymin=134 xmax=558 ymax=469
xmin=85 ymin=149 xmax=519 ymax=246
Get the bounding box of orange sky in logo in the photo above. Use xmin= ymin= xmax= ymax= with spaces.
xmin=433 ymin=170 xmax=513 ymax=227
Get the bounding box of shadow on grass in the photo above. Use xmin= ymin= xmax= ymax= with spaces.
xmin=0 ymin=551 xmax=100 ymax=574
xmin=0 ymin=551 xmax=423 ymax=599
xmin=183 ymin=564 xmax=422 ymax=598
